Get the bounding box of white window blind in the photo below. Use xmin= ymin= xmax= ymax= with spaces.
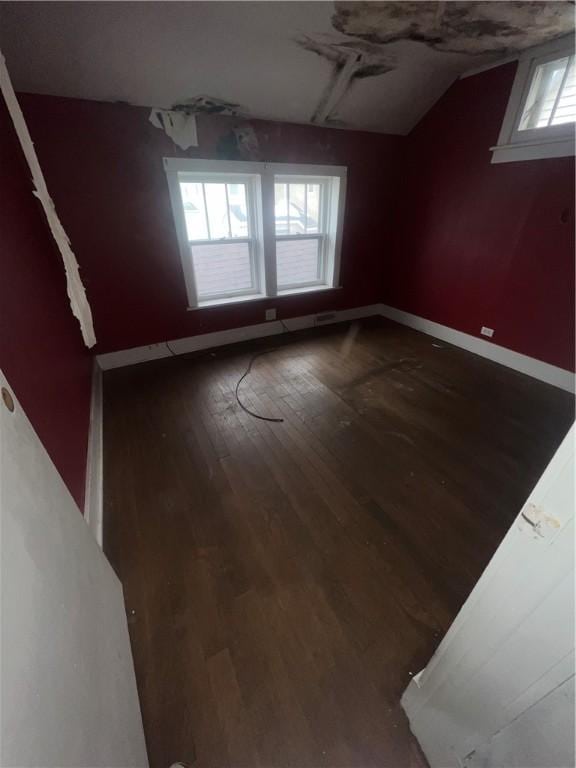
xmin=519 ymin=55 xmax=576 ymax=130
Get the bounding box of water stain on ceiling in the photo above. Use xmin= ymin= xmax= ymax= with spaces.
xmin=296 ymin=1 xmax=574 ymax=127
xmin=297 ymin=34 xmax=397 ymax=124
xmin=332 ymin=1 xmax=575 ymax=55
xmin=0 ymin=1 xmax=574 ymax=135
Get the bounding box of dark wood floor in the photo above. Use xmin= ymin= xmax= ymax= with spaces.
xmin=103 ymin=317 xmax=574 ymax=768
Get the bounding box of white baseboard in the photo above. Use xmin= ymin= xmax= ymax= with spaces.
xmin=84 ymin=360 xmax=103 ymax=546
xmin=379 ymin=303 xmax=575 ymax=393
xmin=96 ymin=304 xmax=382 ymax=370
xmin=95 ymin=301 xmax=574 ymax=393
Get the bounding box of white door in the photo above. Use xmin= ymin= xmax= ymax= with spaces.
xmin=402 ymin=425 xmax=574 ymax=768
xmin=0 ymin=370 xmax=148 ymax=767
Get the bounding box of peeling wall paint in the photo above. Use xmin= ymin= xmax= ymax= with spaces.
xmin=332 ymin=1 xmax=574 ymax=55
xmin=149 ymin=95 xmax=249 ymax=150
xmin=149 ymin=109 xmax=198 ymax=150
xmin=0 ymin=51 xmax=95 ymax=348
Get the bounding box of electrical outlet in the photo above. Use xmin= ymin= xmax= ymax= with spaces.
xmin=481 ymin=326 xmax=494 ymax=338
xmin=265 ymin=308 xmax=277 ymax=321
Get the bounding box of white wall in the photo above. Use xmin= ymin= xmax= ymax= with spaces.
xmin=402 ymin=425 xmax=575 ymax=768
xmin=0 ymin=369 xmax=148 ymax=767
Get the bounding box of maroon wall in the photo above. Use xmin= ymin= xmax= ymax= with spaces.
xmin=0 ymin=100 xmax=93 ymax=509
xmin=19 ymin=94 xmax=404 ymax=354
xmin=17 ymin=62 xmax=575 ymax=372
xmin=386 ymin=62 xmax=575 ymax=372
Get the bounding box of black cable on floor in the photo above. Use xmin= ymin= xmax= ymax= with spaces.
xmin=235 ymin=348 xmax=284 ymax=423
xmin=234 ymin=317 xmax=292 ymax=423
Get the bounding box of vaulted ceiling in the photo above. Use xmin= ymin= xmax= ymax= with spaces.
xmin=0 ymin=1 xmax=573 ymax=134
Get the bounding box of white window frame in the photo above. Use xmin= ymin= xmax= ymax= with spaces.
xmin=164 ymin=158 xmax=346 ymax=309
xmin=491 ymin=36 xmax=575 ymax=164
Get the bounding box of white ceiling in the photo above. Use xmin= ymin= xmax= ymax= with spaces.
xmin=0 ymin=1 xmax=573 ymax=135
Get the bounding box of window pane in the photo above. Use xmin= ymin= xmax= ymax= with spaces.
xmin=227 ymin=183 xmax=249 ymax=237
xmin=204 ymin=183 xmax=229 ymax=239
xmin=275 ymin=181 xmax=324 ymax=235
xmin=288 ymin=184 xmax=306 ymax=234
xmin=519 ymin=57 xmax=569 ymax=130
xmin=306 ymin=184 xmax=320 ymax=233
xmin=180 ymin=182 xmax=208 ymax=240
xmin=191 ymin=241 xmax=254 ymax=298
xmin=276 ymin=238 xmax=320 ymax=287
xmin=275 ymin=183 xmax=289 ymax=235
xmin=551 ymin=57 xmax=576 ymax=126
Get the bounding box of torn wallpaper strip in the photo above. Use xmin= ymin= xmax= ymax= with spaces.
xmin=0 ymin=51 xmax=96 ymax=348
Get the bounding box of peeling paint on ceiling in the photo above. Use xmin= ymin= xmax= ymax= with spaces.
xmin=0 ymin=1 xmax=573 ymax=135
xmin=297 ymin=34 xmax=397 ymax=124
xmin=171 ymin=95 xmax=245 ymax=117
xmin=332 ymin=1 xmax=575 ymax=55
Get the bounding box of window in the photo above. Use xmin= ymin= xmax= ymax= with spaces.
xmin=518 ymin=55 xmax=575 ymax=130
xmin=492 ymin=39 xmax=575 ymax=164
xmin=274 ymin=178 xmax=334 ymax=292
xmin=176 ymin=175 xmax=261 ymax=303
xmin=165 ymin=159 xmax=346 ymax=308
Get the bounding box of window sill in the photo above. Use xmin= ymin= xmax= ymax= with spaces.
xmin=276 ymin=284 xmax=341 ymax=297
xmin=491 ymin=136 xmax=575 ymax=164
xmin=189 ymin=293 xmax=266 ymax=310
xmin=187 ymin=285 xmax=342 ymax=311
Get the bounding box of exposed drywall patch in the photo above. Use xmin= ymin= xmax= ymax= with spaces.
xmin=0 ymin=51 xmax=96 ymax=348
xmin=298 ymin=34 xmax=396 ymax=124
xmin=149 ymin=109 xmax=198 ymax=150
xmin=332 ymin=1 xmax=574 ymax=55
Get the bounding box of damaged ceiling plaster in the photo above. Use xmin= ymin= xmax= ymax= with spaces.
xmin=332 ymin=1 xmax=575 ymax=55
xmin=298 ymin=35 xmax=397 ymax=124
xmin=0 ymin=1 xmax=574 ymax=135
xmin=170 ymin=95 xmax=244 ymax=117
xmin=299 ymin=1 xmax=574 ymax=126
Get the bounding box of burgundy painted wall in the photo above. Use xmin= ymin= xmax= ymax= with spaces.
xmin=18 ymin=94 xmax=404 ymax=354
xmin=0 ymin=100 xmax=93 ymax=509
xmin=16 ymin=62 xmax=575 ymax=373
xmin=386 ymin=62 xmax=575 ymax=372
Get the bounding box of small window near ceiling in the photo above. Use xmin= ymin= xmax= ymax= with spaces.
xmin=491 ymin=40 xmax=575 ymax=164
xmin=518 ymin=55 xmax=575 ymax=130
xmin=164 ymin=159 xmax=346 ymax=309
